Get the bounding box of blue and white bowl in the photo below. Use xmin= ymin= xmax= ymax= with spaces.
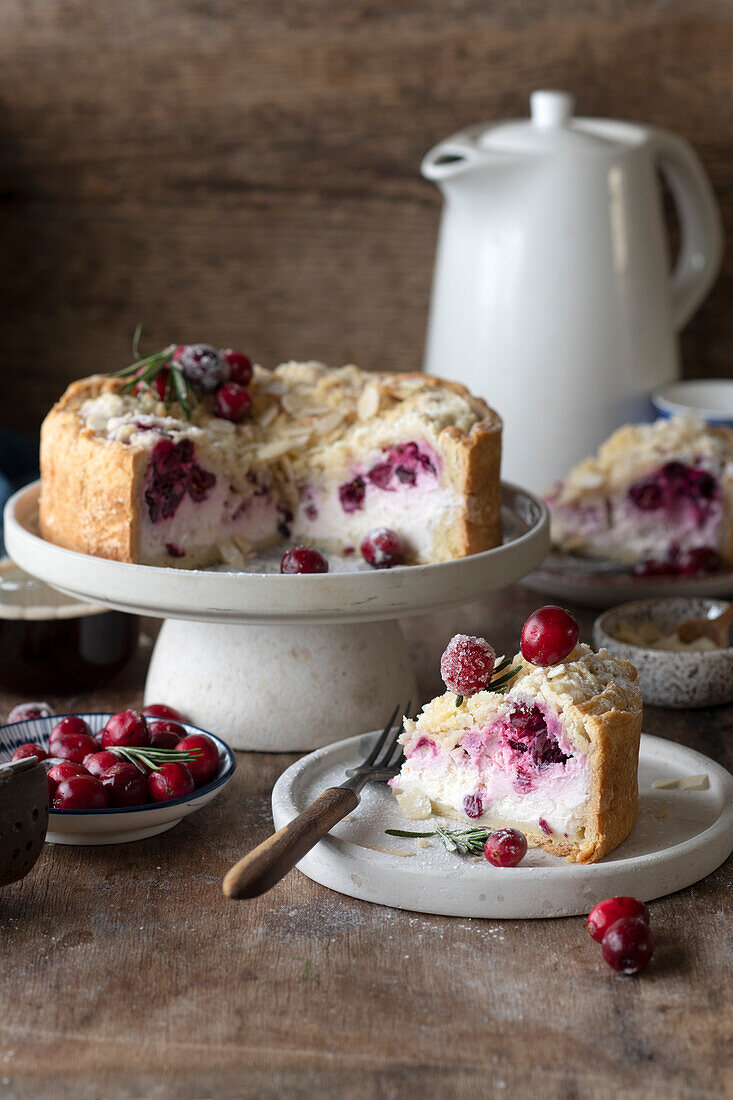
xmin=652 ymin=380 xmax=733 ymax=428
xmin=0 ymin=714 xmax=236 ymax=845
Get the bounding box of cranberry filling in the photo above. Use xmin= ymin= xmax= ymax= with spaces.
xmin=504 ymin=703 xmax=570 ymax=771
xmin=145 ymin=439 xmax=217 ymax=524
xmin=339 ymin=476 xmax=366 ymax=514
xmin=627 ymin=461 xmax=719 ymax=526
xmin=366 ymin=441 xmax=437 ymax=493
xmin=463 ymin=793 xmax=484 ymax=819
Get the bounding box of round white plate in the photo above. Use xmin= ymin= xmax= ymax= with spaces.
xmin=4 ymin=481 xmax=549 ymax=625
xmin=0 ymin=714 xmax=236 ymax=845
xmin=272 ymin=730 xmax=733 ymax=918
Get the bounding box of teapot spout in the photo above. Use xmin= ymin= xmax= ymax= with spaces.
xmin=421 ymin=132 xmax=516 ymax=185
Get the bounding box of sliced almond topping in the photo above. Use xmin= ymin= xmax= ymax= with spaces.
xmin=257 ymin=404 xmax=279 ymax=428
xmin=217 ymin=539 xmax=247 ymax=568
xmin=652 ymin=778 xmax=680 ymax=790
xmin=257 ymin=434 xmax=310 ymax=462
xmin=679 ymin=774 xmax=710 ymax=791
xmin=315 ymin=410 xmax=345 ymax=436
xmin=396 ymin=788 xmax=432 ymax=821
xmin=416 ymin=838 xmax=431 ymax=849
xmin=357 ymin=382 xmax=381 ymax=421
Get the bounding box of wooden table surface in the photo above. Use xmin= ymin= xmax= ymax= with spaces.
xmin=0 ymin=587 xmax=731 ymax=1100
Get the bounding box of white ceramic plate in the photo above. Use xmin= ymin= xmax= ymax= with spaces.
xmin=4 ymin=481 xmax=549 ymax=625
xmin=0 ymin=714 xmax=236 ymax=844
xmin=272 ymin=730 xmax=733 ymax=918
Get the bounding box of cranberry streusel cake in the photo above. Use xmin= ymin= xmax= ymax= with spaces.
xmin=40 ymin=345 xmax=502 ymax=568
xmin=545 ymin=415 xmax=733 ymax=575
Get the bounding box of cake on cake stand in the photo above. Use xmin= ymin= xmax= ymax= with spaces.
xmin=5 ymin=482 xmax=549 ymax=750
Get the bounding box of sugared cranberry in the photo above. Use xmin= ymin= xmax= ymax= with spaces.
xmin=220 ymin=349 xmax=253 ymax=387
xmin=214 ymin=382 xmax=252 ymax=423
xmin=338 ymin=476 xmax=366 ymax=514
xmin=360 ymin=527 xmax=404 ymax=569
xmin=49 ymin=716 xmax=93 ymax=743
xmin=601 ymin=917 xmax=655 ymax=975
xmin=101 ymin=710 xmax=150 ymax=748
xmin=676 ymin=547 xmax=721 ymax=576
xmin=462 ymin=793 xmax=484 ymax=819
xmin=148 ymin=762 xmax=194 ymax=803
xmin=11 ymin=742 xmax=48 ymax=763
xmin=484 ymin=828 xmax=528 ymax=867
xmin=280 ymin=546 xmax=329 ymax=574
xmin=587 ymin=896 xmax=650 ymax=943
xmin=7 ymin=702 xmax=54 ymax=724
xmin=520 ymin=606 xmax=579 ymax=666
xmin=176 ymin=733 xmax=219 ymax=786
xmin=148 ymin=720 xmax=186 ymax=749
xmin=83 ymin=750 xmax=121 ymax=778
xmin=101 ymin=762 xmax=149 ymax=808
xmin=52 ymin=733 xmax=102 ymax=764
xmin=173 ymin=344 xmax=226 ymax=393
xmin=142 ymin=703 xmax=184 ymax=722
xmin=53 ymin=774 xmax=109 ymax=811
xmin=440 ymin=634 xmax=496 ymax=698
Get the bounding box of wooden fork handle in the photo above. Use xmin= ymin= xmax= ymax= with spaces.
xmin=222 ymin=787 xmax=358 ymax=899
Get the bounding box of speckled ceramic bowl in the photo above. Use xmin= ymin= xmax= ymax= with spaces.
xmin=594 ymin=598 xmax=733 ymax=708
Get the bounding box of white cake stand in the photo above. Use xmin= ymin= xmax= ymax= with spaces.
xmin=4 ymin=481 xmax=549 ymax=751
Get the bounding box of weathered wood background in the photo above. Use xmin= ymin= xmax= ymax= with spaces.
xmin=1 ymin=0 xmax=732 ymax=434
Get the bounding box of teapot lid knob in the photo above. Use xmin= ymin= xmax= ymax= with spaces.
xmin=530 ymin=90 xmax=575 ymax=129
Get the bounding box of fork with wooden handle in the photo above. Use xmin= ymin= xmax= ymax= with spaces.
xmin=222 ymin=702 xmax=409 ymax=900
xmin=675 ymin=601 xmax=733 ymax=647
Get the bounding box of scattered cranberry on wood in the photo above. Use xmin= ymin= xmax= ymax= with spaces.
xmin=101 ymin=710 xmax=150 ymax=748
xmin=587 ymin=896 xmax=650 ymax=943
xmin=520 ymin=606 xmax=579 ymax=666
xmin=280 ymin=546 xmax=329 ymax=574
xmin=601 ymin=917 xmax=655 ymax=975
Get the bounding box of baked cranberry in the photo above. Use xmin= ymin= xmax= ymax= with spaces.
xmin=53 ymin=775 xmax=109 ymax=811
xmin=440 ymin=634 xmax=496 ymax=698
xmin=462 ymin=793 xmax=484 ymax=819
xmin=7 ymin=702 xmax=54 ymax=724
xmin=11 ymin=743 xmax=48 ymax=763
xmin=101 ymin=710 xmax=150 ymax=748
xmin=338 ymin=476 xmax=366 ymax=514
xmin=520 ymin=606 xmax=579 ymax=666
xmin=220 ymin=349 xmax=253 ymax=387
xmin=101 ymin=762 xmax=149 ymax=808
xmin=214 ymin=382 xmax=252 ymax=423
xmin=148 ymin=720 xmax=186 ymax=749
xmin=52 ymin=733 xmax=102 ymax=764
xmin=173 ymin=344 xmax=226 ymax=393
xmin=484 ymin=828 xmax=528 ymax=867
xmin=83 ymin=750 xmax=121 ymax=778
xmin=142 ymin=703 xmax=184 ymax=721
xmin=587 ymin=896 xmax=650 ymax=943
xmin=676 ymin=547 xmax=721 ymax=575
xmin=601 ymin=917 xmax=655 ymax=975
xmin=280 ymin=546 xmax=329 ymax=574
xmin=148 ymin=762 xmax=194 ymax=803
xmin=176 ymin=734 xmax=219 ymax=786
xmin=360 ymin=527 xmax=404 ymax=569
xmin=50 ymin=716 xmax=93 ymax=744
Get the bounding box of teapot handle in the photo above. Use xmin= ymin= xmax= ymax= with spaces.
xmin=652 ymin=128 xmax=723 ymax=330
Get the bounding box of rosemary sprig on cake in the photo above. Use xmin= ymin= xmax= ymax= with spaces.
xmin=385 ymin=826 xmax=490 ymax=855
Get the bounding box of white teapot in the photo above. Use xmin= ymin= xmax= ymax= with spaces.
xmin=422 ymin=91 xmax=722 ymax=493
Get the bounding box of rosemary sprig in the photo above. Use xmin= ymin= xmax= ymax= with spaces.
xmin=109 ymin=342 xmax=201 ymax=421
xmin=385 ymin=826 xmax=490 ymax=856
xmin=115 ymin=745 xmax=203 ymax=772
xmin=452 ymin=658 xmax=521 ymax=707
xmin=490 ymin=666 xmax=522 ymax=692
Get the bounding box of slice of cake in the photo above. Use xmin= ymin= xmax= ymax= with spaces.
xmin=545 ymin=415 xmax=733 ymax=574
xmin=390 ymin=624 xmax=642 ymax=863
xmin=39 ymin=347 xmax=502 ymax=568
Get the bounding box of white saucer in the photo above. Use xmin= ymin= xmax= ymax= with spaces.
xmin=272 ymin=730 xmax=733 ymax=918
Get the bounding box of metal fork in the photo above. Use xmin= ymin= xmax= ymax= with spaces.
xmin=222 ymin=702 xmax=410 ymax=900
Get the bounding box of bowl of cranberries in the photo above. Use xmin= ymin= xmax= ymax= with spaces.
xmin=0 ymin=703 xmax=236 ymax=844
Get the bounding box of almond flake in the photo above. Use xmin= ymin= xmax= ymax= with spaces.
xmin=357 ymin=382 xmax=380 ymax=421
xmin=257 ymin=434 xmax=310 ymax=461
xmin=652 ymin=778 xmax=680 ymax=790
xmin=416 ymin=838 xmax=431 ymax=849
xmin=316 ymin=410 xmax=345 ymax=436
xmin=396 ymin=788 xmax=432 ymax=821
xmin=258 ymin=404 xmax=279 ymax=428
xmin=679 ymin=774 xmax=709 ymax=791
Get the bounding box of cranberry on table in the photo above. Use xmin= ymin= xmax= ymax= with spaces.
xmin=360 ymin=527 xmax=404 ymax=569
xmin=148 ymin=720 xmax=185 ymax=749
xmin=220 ymin=349 xmax=253 ymax=387
xmin=176 ymin=734 xmax=219 ymax=786
xmin=53 ymin=774 xmax=109 ymax=811
xmin=214 ymin=382 xmax=252 ymax=423
xmin=484 ymin=828 xmax=528 ymax=868
xmin=587 ymin=896 xmax=650 ymax=943
xmin=142 ymin=704 xmax=184 ymax=722
xmin=148 ymin=762 xmax=195 ymax=803
xmin=52 ymin=733 xmax=102 ymax=764
xmin=520 ymin=605 xmax=579 ymax=666
xmin=601 ymin=917 xmax=655 ymax=975
xmin=83 ymin=750 xmax=121 ymax=778
xmin=280 ymin=546 xmax=329 ymax=574
xmin=7 ymin=702 xmax=54 ymax=724
xmin=11 ymin=743 xmax=48 ymax=763
xmin=101 ymin=710 xmax=150 ymax=748
xmin=440 ymin=634 xmax=496 ymax=699
xmin=50 ymin=715 xmax=93 ymax=743
xmin=101 ymin=763 xmax=149 ymax=808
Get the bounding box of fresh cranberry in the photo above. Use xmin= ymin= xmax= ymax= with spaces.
xmin=11 ymin=742 xmax=48 ymax=763
xmin=440 ymin=634 xmax=496 ymax=698
xmin=176 ymin=734 xmax=219 ymax=786
xmin=83 ymin=750 xmax=121 ymax=778
xmin=338 ymin=476 xmax=366 ymax=514
xmin=142 ymin=703 xmax=184 ymax=722
xmin=53 ymin=775 xmax=109 ymax=811
xmin=632 ymin=558 xmax=678 ymax=578
xmin=484 ymin=828 xmax=528 ymax=867
xmin=100 ymin=762 xmax=149 ymax=808
xmin=280 ymin=546 xmax=329 ymax=574
xmin=173 ymin=344 xmax=226 ymax=393
xmin=49 ymin=716 xmax=93 ymax=743
xmin=7 ymin=702 xmax=54 ymax=723
xmin=462 ymin=793 xmax=484 ymax=819
xmin=148 ymin=720 xmax=186 ymax=749
xmin=676 ymin=547 xmax=721 ymax=575
xmin=148 ymin=762 xmax=195 ymax=803
xmin=220 ymin=349 xmax=253 ymax=387
xmin=520 ymin=606 xmax=579 ymax=666
xmin=52 ymin=733 xmax=102 ymax=764
xmin=587 ymin=896 xmax=650 ymax=943
xmin=214 ymin=382 xmax=252 ymax=423
xmin=47 ymin=761 xmax=87 ymax=785
xmin=360 ymin=527 xmax=404 ymax=569
xmin=101 ymin=710 xmax=150 ymax=748
xmin=601 ymin=917 xmax=655 ymax=975
xmin=135 ymin=368 xmax=169 ymax=400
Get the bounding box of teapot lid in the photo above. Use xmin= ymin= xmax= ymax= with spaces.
xmin=477 ymin=91 xmax=641 ymax=155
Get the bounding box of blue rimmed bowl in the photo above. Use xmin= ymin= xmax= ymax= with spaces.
xmin=652 ymin=380 xmax=733 ymax=428
xmin=0 ymin=714 xmax=236 ymax=845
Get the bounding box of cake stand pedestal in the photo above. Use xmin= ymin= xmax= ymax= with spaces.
xmin=5 ymin=482 xmax=549 ymax=750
